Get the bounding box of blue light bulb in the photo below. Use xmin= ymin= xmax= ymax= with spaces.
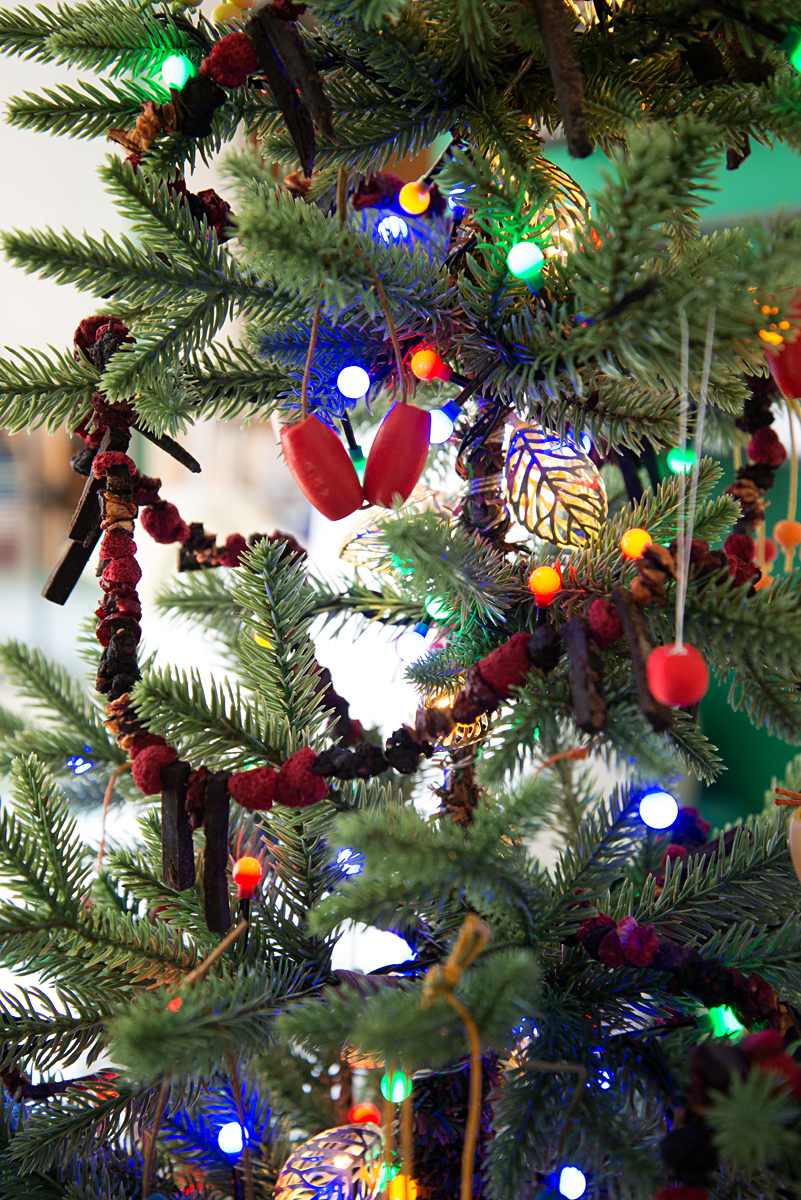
xmin=558 ymin=1168 xmax=586 ymax=1199
xmin=377 ymin=215 xmax=409 ymax=243
xmin=397 ymin=623 xmax=430 ymax=663
xmin=217 ymin=1122 xmax=246 ymax=1155
xmin=506 ymin=241 xmax=545 ymax=285
xmin=448 ymin=188 xmax=467 ymax=214
xmin=336 ymin=848 xmax=363 ymax=876
xmin=337 ymin=366 xmax=370 ymax=398
xmin=638 ymin=790 xmax=679 ymax=830
xmin=428 ymin=398 xmax=460 ymax=445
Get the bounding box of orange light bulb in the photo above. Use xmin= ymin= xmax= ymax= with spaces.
xmin=410 ymin=348 xmax=452 ymax=382
xmin=527 ymin=565 xmax=562 ymax=606
xmin=232 ymin=855 xmax=263 ymax=899
xmin=774 ymin=519 xmax=801 ymax=548
xmin=620 ymin=527 xmax=653 ymax=560
xmin=398 ymin=182 xmax=430 ymax=215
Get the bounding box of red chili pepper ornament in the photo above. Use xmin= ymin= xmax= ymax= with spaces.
xmin=363 ymin=403 xmax=431 ymax=507
xmin=280 ymin=415 xmax=364 ymax=521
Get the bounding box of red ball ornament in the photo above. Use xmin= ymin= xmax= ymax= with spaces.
xmin=410 ymin=348 xmax=452 ymax=382
xmin=646 ymin=643 xmax=709 ymax=707
xmin=348 ymin=1101 xmax=381 ymax=1125
xmin=363 ymin=404 xmax=431 ymax=508
xmin=766 ymin=291 xmax=801 ymax=398
xmin=232 ymin=855 xmax=263 ymax=899
xmin=280 ymin=415 xmax=364 ymax=521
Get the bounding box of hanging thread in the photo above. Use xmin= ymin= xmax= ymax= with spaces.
xmin=674 ymin=307 xmax=716 ymax=652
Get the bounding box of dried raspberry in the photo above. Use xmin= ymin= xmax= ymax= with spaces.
xmin=199 ymin=32 xmax=258 ymax=88
xmin=99 ymin=532 xmax=136 ymax=560
xmin=275 ymin=747 xmax=328 ymax=808
xmin=228 ymin=767 xmax=277 ymax=811
xmin=102 ymin=558 xmax=142 ymax=585
xmin=747 ymin=426 xmax=787 ymax=467
xmin=140 ymin=503 xmax=191 ymax=544
xmin=723 ymin=533 xmax=754 ymax=561
xmin=588 ymin=598 xmax=623 ymax=649
xmin=477 ymin=632 xmax=532 ymax=698
xmin=93 ymin=451 xmax=137 ymax=478
xmin=131 ymin=744 xmax=178 ymax=794
xmin=217 ymin=533 xmax=248 ymax=567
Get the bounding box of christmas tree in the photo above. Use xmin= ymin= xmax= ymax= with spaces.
xmin=2 ymin=0 xmax=801 ymax=1197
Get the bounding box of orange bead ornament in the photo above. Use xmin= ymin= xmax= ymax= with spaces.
xmin=398 ymin=182 xmax=430 ymax=215
xmin=774 ymin=519 xmax=801 ymax=548
xmin=620 ymin=527 xmax=653 ymax=560
xmin=527 ymin=564 xmax=562 ymax=606
xmin=232 ymin=856 xmax=263 ymax=899
xmin=410 ymin=348 xmax=452 ymax=382
xmin=348 ymin=1101 xmax=381 ymax=1125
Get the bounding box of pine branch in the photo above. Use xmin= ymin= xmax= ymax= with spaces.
xmin=227 ymin=541 xmax=328 ymax=744
xmin=6 ymin=78 xmax=155 ymax=139
xmin=132 ymin=667 xmax=283 ymax=769
xmin=0 ymin=346 xmax=98 ymax=434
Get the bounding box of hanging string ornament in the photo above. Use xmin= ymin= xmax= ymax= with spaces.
xmin=273 ymin=1123 xmax=384 ymax=1200
xmin=505 ymin=423 xmax=607 ymax=547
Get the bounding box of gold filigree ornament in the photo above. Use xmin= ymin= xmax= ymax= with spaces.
xmin=273 ymin=1123 xmax=384 ymax=1200
xmin=505 ymin=422 xmax=607 ymax=548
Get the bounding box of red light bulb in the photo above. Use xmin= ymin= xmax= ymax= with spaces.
xmin=232 ymin=856 xmax=263 ymax=899
xmin=349 ymin=1101 xmax=381 ymax=1124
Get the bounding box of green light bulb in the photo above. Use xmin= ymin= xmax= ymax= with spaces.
xmin=425 ymin=593 xmax=454 ymax=621
xmin=161 ymin=54 xmax=195 ymax=90
xmin=783 ymin=28 xmax=801 ymax=74
xmin=667 ymin=446 xmax=695 ymax=474
xmin=506 ymin=240 xmax=545 ymax=285
xmin=380 ymin=1071 xmax=412 ymax=1102
xmin=708 ymin=1005 xmax=745 ymax=1037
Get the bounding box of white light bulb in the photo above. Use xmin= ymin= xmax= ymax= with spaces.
xmin=217 ymin=1122 xmax=245 ymax=1154
xmin=558 ymin=1167 xmax=587 ymax=1199
xmin=428 ymin=408 xmax=455 ymax=444
xmin=337 ymin=366 xmax=370 ymax=398
xmin=377 ymin=215 xmax=409 ymax=243
xmin=397 ymin=628 xmax=428 ymax=663
xmin=638 ymin=790 xmax=679 ymax=830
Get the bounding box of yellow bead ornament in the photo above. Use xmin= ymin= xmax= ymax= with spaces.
xmin=212 ymin=2 xmax=242 ymax=22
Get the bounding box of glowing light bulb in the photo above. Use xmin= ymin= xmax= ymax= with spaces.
xmin=377 ymin=214 xmax=409 ymax=243
xmin=396 ymin=624 xmax=430 ymax=664
xmin=620 ymin=527 xmax=653 ymax=560
xmin=429 ymin=404 xmax=457 ymax=444
xmin=218 ymin=1122 xmax=246 ymax=1154
xmin=232 ymin=855 xmax=263 ymax=899
xmin=349 ymin=1100 xmax=381 ymax=1124
xmin=783 ymin=28 xmax=801 ymax=74
xmin=380 ymin=1070 xmax=412 ymax=1101
xmin=410 ymin=348 xmax=451 ymax=381
xmin=667 ymin=446 xmax=695 ymax=474
xmin=506 ymin=241 xmax=545 ymax=285
xmin=425 ymin=593 xmax=454 ymax=621
xmin=337 ymin=366 xmax=370 ymax=398
xmin=448 ymin=188 xmax=467 ymax=213
xmin=558 ymin=1167 xmax=586 ymax=1199
xmin=708 ymin=1005 xmax=746 ymax=1037
xmin=336 ymin=848 xmax=363 ymax=876
xmin=638 ymin=790 xmax=679 ymax=830
xmin=160 ymin=54 xmax=195 ymax=90
xmin=527 ymin=565 xmax=562 ymax=605
xmin=398 ymin=182 xmax=430 ymax=215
